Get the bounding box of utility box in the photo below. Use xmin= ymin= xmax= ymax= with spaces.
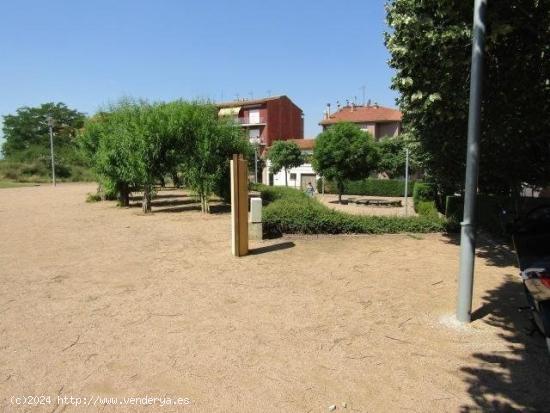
xmin=249 ymin=197 xmax=263 ymax=240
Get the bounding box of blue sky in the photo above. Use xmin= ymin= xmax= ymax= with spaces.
xmin=0 ymin=0 xmax=397 ymax=141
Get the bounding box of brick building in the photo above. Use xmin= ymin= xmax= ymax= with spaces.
xmin=319 ymin=103 xmax=402 ymax=140
xmin=217 ymin=95 xmax=304 ymax=147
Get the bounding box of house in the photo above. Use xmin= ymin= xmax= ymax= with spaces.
xmin=319 ymin=103 xmax=402 ymax=140
xmin=217 ymin=95 xmax=304 ymax=147
xmin=264 ymin=138 xmax=319 ymax=189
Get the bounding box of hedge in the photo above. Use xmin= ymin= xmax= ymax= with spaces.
xmin=257 ymin=185 xmax=445 ymax=236
xmin=318 ymin=178 xmax=415 ymax=197
xmin=445 ymin=195 xmax=550 ymax=234
xmin=412 ymin=182 xmax=436 ymax=210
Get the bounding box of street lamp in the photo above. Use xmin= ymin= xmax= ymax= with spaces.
xmin=46 ymin=116 xmax=56 ymax=186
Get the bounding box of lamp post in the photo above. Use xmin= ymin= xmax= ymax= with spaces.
xmin=456 ymin=0 xmax=487 ymax=323
xmin=46 ymin=116 xmax=56 ymax=187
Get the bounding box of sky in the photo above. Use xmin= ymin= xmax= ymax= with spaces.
xmin=0 ymin=0 xmax=398 ymax=143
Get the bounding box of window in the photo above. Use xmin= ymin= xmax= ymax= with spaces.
xmin=249 ymin=109 xmax=260 ymax=124
xmin=290 ymin=173 xmax=297 ymax=181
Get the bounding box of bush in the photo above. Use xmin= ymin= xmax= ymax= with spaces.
xmin=416 ymin=200 xmax=439 ymax=219
xmin=444 ymin=195 xmax=550 ymax=234
xmin=318 ymin=178 xmax=415 ymax=197
xmin=257 ymin=185 xmax=445 ymax=236
xmin=413 ymin=182 xmax=436 ymax=210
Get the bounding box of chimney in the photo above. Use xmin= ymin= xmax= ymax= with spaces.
xmin=374 ymin=102 xmax=379 ymax=109
xmin=336 ymin=100 xmax=341 ymax=110
xmin=351 ymin=102 xmax=355 ymax=112
xmin=325 ymin=103 xmax=331 ymax=119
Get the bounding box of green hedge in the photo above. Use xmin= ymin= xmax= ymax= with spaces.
xmin=318 ymin=178 xmax=415 ymax=197
xmin=413 ymin=182 xmax=436 ymax=210
xmin=445 ymin=195 xmax=550 ymax=234
xmin=258 ymin=185 xmax=445 ymax=236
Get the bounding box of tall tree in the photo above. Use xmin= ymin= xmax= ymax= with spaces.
xmin=376 ymin=134 xmax=421 ymax=179
xmin=385 ymin=0 xmax=550 ymax=197
xmin=267 ymin=140 xmax=304 ymax=187
xmin=181 ymin=104 xmax=251 ymax=213
xmin=312 ymin=122 xmax=380 ymax=203
xmin=2 ymin=103 xmax=86 ymax=178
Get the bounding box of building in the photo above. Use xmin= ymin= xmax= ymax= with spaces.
xmin=319 ymin=103 xmax=402 ymax=140
xmin=264 ymin=138 xmax=319 ymax=189
xmin=217 ymin=95 xmax=304 ymax=147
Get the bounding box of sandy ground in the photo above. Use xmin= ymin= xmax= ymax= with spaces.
xmin=317 ymin=194 xmax=416 ymax=217
xmin=1 ymin=183 xmax=550 ymax=412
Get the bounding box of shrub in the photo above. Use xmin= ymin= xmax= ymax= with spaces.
xmin=318 ymin=178 xmax=415 ymax=197
xmin=416 ymin=200 xmax=439 ymax=219
xmin=444 ymin=195 xmax=550 ymax=234
xmin=413 ymin=182 xmax=436 ymax=210
xmin=257 ymin=185 xmax=445 ymax=236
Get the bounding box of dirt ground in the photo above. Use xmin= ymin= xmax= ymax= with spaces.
xmin=317 ymin=194 xmax=416 ymax=217
xmin=1 ymin=183 xmax=549 ymax=412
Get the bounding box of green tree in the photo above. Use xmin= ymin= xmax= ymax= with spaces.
xmin=181 ymin=104 xmax=251 ymax=213
xmin=313 ymin=122 xmax=380 ymax=203
xmin=79 ymin=100 xmax=192 ymax=212
xmin=267 ymin=140 xmax=304 ymax=187
xmin=2 ymin=102 xmax=86 ymax=179
xmin=377 ymin=134 xmax=421 ymax=178
xmin=385 ymin=0 xmax=550 ymax=197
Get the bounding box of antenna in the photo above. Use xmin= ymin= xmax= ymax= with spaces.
xmin=360 ymin=85 xmax=366 ymax=106
xmin=235 ymin=93 xmax=240 ymax=101
xmin=249 ymin=91 xmax=254 ymax=100
xmin=266 ymin=89 xmax=272 ymax=97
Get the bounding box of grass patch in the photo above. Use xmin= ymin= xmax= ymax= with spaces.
xmin=255 ymin=185 xmax=446 ymax=236
xmin=0 ymin=180 xmax=37 ymax=189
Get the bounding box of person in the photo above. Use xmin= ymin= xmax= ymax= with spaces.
xmin=305 ymin=182 xmax=315 ymax=197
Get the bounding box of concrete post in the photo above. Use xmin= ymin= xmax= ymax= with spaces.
xmin=249 ymin=197 xmax=263 ymax=240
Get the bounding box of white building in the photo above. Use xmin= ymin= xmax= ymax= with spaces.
xmin=263 ymin=139 xmax=318 ymax=189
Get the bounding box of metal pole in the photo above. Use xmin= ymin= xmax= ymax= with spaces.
xmin=254 ymin=148 xmax=258 ymax=184
xmin=47 ymin=116 xmax=56 ymax=187
xmin=456 ymin=0 xmax=487 ymax=323
xmin=404 ymin=148 xmax=409 ymax=217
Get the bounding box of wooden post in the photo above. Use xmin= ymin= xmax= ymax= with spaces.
xmin=231 ymin=154 xmax=249 ymax=256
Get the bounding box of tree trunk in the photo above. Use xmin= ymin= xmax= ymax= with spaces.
xmin=142 ymin=185 xmax=152 ymax=213
xmin=337 ymin=180 xmax=344 ymax=204
xmin=118 ymin=182 xmax=130 ymax=207
xmin=284 ymin=167 xmax=288 ymax=187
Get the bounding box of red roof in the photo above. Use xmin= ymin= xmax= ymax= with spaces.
xmin=287 ymin=138 xmax=315 ymax=150
xmin=319 ymin=105 xmax=402 ymax=125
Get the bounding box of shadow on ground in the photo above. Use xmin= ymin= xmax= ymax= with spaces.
xmin=444 ymin=232 xmax=517 ymax=268
xmin=129 ymin=193 xmax=230 ymax=214
xmin=460 ymin=278 xmax=550 ymax=411
xmin=447 ymin=232 xmax=550 ymax=411
xmin=248 ymin=242 xmax=295 ymax=255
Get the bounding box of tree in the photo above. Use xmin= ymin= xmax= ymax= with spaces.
xmin=376 ymin=134 xmax=421 ymax=178
xmin=79 ymin=100 xmax=191 ymax=212
xmin=80 ymin=100 xmax=251 ymax=214
xmin=267 ymin=140 xmax=304 ymax=187
xmin=385 ymin=0 xmax=550 ymax=197
xmin=2 ymin=102 xmax=86 ymax=179
xmin=180 ymin=103 xmax=251 ymax=213
xmin=312 ymin=122 xmax=380 ymax=202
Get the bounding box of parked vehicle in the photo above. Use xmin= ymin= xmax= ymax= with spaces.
xmin=512 ymin=205 xmax=550 ymax=352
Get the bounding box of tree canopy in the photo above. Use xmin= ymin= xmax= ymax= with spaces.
xmin=267 ymin=140 xmax=304 ymax=187
xmin=79 ymin=99 xmax=250 ymax=213
xmin=2 ymin=102 xmax=87 ymax=179
xmin=313 ymin=122 xmax=380 ymax=202
xmin=385 ymin=0 xmax=550 ymax=196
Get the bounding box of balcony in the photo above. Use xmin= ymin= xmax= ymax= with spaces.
xmin=235 ymin=116 xmax=266 ymax=126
